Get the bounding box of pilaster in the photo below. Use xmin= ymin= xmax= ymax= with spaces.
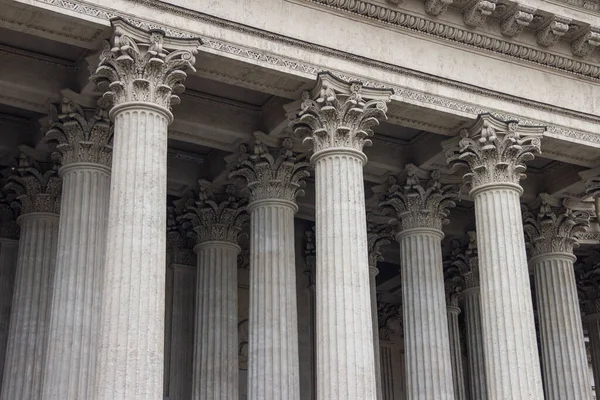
xmin=180 ymin=182 xmax=248 ymax=400
xmin=42 ymin=96 xmax=112 ymax=400
xmin=291 ymin=72 xmax=392 ymax=400
xmin=445 ymin=114 xmax=545 ymax=399
xmin=379 ymin=164 xmax=458 ymax=400
xmin=230 ymin=136 xmax=309 ymax=400
xmin=0 ymin=154 xmax=61 ymax=400
xmin=90 ymin=18 xmax=200 ymax=400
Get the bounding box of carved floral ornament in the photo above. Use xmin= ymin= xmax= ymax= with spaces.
xmin=229 ymin=137 xmax=311 ymax=204
xmin=446 ymin=233 xmax=480 ymax=291
xmin=366 ymin=212 xmax=394 ymax=268
xmin=179 ymin=181 xmax=249 ymax=245
xmin=0 ymin=179 xmax=19 ymax=240
xmin=576 ymin=251 xmax=600 ymax=316
xmin=91 ymin=18 xmax=201 ymax=112
xmin=523 ymin=193 xmax=590 ymax=257
xmin=45 ymin=97 xmax=113 ymax=168
xmin=4 ymin=153 xmax=62 ymax=215
xmin=166 ymin=202 xmax=195 ymax=266
xmin=445 ymin=114 xmax=544 ymax=191
xmin=379 ymin=164 xmax=459 ymax=232
xmin=291 ymin=72 xmax=393 ymax=157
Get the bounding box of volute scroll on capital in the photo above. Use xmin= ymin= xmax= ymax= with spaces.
xmin=179 ymin=181 xmax=249 ymax=245
xmin=444 ymin=114 xmax=545 ymax=191
xmin=90 ymin=18 xmax=201 ymax=113
xmin=378 ymin=164 xmax=459 ymax=233
xmin=290 ymin=72 xmax=393 ymax=158
xmin=45 ymin=96 xmax=113 ymax=168
xmin=523 ymin=193 xmax=590 ymax=258
xmin=4 ymin=153 xmax=62 ymax=215
xmin=229 ymin=135 xmax=311 ymax=205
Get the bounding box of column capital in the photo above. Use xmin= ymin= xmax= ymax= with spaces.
xmin=444 ymin=248 xmax=465 ymax=307
xmin=91 ymin=18 xmax=200 ymax=114
xmin=367 ymin=213 xmax=393 ymax=268
xmin=45 ymin=96 xmax=113 ymax=168
xmin=0 ymin=183 xmax=19 ymax=240
xmin=229 ymin=135 xmax=310 ymax=206
xmin=291 ymin=72 xmax=392 ymax=161
xmin=166 ymin=204 xmax=195 ymax=267
xmin=180 ymin=181 xmax=249 ymax=245
xmin=4 ymin=153 xmax=62 ymax=215
xmin=379 ymin=164 xmax=458 ymax=232
xmin=523 ymin=193 xmax=590 ymax=258
xmin=444 ymin=114 xmax=545 ymax=192
xmin=576 ymin=251 xmax=600 ymax=317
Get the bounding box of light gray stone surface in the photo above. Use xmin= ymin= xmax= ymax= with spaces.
xmin=0 ymin=238 xmax=18 ymax=395
xmin=461 ymin=287 xmax=487 ymax=400
xmin=447 ymin=306 xmax=467 ymax=400
xmin=0 ymin=213 xmax=59 ymax=400
xmin=369 ymin=266 xmax=383 ymax=400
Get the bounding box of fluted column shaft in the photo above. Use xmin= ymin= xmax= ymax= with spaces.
xmin=398 ymin=228 xmax=454 ymax=399
xmin=586 ymin=315 xmax=600 ymax=392
xmin=532 ymin=253 xmax=592 ymax=399
xmin=0 ymin=238 xmax=18 ymax=394
xmin=193 ymin=241 xmax=239 ymax=400
xmin=314 ymin=150 xmax=376 ymax=400
xmin=473 ymin=184 xmax=543 ymax=399
xmin=369 ymin=266 xmax=382 ymax=400
xmin=461 ymin=287 xmax=487 ymax=400
xmin=0 ymin=213 xmax=59 ymax=400
xmin=95 ymin=104 xmax=170 ymax=400
xmin=447 ymin=306 xmax=467 ymax=400
xmin=42 ymin=163 xmax=110 ymax=399
xmin=248 ymin=200 xmax=300 ymax=400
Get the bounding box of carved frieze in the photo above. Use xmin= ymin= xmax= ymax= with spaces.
xmin=445 ymin=114 xmax=544 ymax=190
xmin=229 ymin=136 xmax=310 ymax=204
xmin=523 ymin=194 xmax=590 ymax=257
xmin=291 ymin=72 xmax=392 ymax=156
xmin=379 ymin=164 xmax=459 ymax=232
xmin=91 ymin=18 xmax=200 ymax=111
xmin=45 ymin=97 xmax=113 ymax=168
xmin=4 ymin=153 xmax=62 ymax=215
xmin=179 ymin=182 xmax=249 ymax=244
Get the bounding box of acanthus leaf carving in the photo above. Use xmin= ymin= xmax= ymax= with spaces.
xmin=45 ymin=96 xmax=113 ymax=167
xmin=378 ymin=301 xmax=402 ymax=341
xmin=179 ymin=181 xmax=249 ymax=245
xmin=0 ymin=179 xmax=20 ymax=240
xmin=166 ymin=201 xmax=195 ymax=266
xmin=367 ymin=212 xmax=394 ymax=268
xmin=575 ymin=251 xmax=600 ymax=316
xmin=500 ymin=5 xmax=535 ymax=37
xmin=571 ymin=27 xmax=600 ymax=57
xmin=523 ymin=193 xmax=590 ymax=257
xmin=91 ymin=18 xmax=200 ymax=111
xmin=463 ymin=0 xmax=497 ymax=28
xmin=229 ymin=136 xmax=311 ymax=204
xmin=536 ymin=16 xmax=571 ymax=47
xmin=444 ymin=245 xmax=465 ymax=307
xmin=291 ymin=72 xmax=392 ymax=156
xmin=379 ymin=164 xmax=459 ymax=232
xmin=445 ymin=114 xmax=544 ymax=190
xmin=4 ymin=153 xmax=62 ymax=215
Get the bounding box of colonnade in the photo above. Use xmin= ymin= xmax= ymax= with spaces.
xmin=0 ymin=18 xmax=597 ymax=400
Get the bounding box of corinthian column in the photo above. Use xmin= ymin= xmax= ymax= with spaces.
xmin=379 ymin=164 xmax=458 ymax=400
xmin=444 ymin=256 xmax=467 ymax=400
xmin=523 ymin=194 xmax=592 ymax=399
xmin=366 ymin=215 xmax=393 ymax=400
xmin=180 ymin=182 xmax=248 ymax=400
xmin=40 ymin=96 xmax=112 ymax=400
xmin=291 ymin=72 xmax=392 ymax=400
xmin=445 ymin=115 xmax=545 ymax=399
xmin=455 ymin=232 xmax=487 ymax=400
xmin=90 ymin=19 xmax=200 ymax=400
xmin=230 ymin=136 xmax=310 ymax=400
xmin=0 ymin=154 xmax=61 ymax=400
xmin=0 ymin=197 xmax=19 ymax=394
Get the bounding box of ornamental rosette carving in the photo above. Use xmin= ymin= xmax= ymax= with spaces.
xmin=4 ymin=154 xmax=62 ymax=215
xmin=576 ymin=251 xmax=600 ymax=316
xmin=179 ymin=182 xmax=249 ymax=245
xmin=291 ymin=72 xmax=392 ymax=156
xmin=45 ymin=97 xmax=113 ymax=168
xmin=367 ymin=213 xmax=393 ymax=268
xmin=91 ymin=18 xmax=200 ymax=111
xmin=445 ymin=114 xmax=544 ymax=190
xmin=379 ymin=164 xmax=458 ymax=232
xmin=523 ymin=194 xmax=590 ymax=257
xmin=229 ymin=137 xmax=310 ymax=204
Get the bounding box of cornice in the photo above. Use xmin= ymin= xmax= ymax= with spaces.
xmin=33 ymin=0 xmax=600 ymax=150
xmin=546 ymin=0 xmax=600 ymax=13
